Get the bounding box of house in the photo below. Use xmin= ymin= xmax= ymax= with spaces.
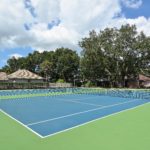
xmin=139 ymin=74 xmax=150 ymax=88
xmin=7 ymin=69 xmax=44 ymax=83
xmin=127 ymin=74 xmax=150 ymax=88
xmin=0 ymin=72 xmax=8 ymax=82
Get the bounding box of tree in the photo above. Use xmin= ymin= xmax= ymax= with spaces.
xmin=25 ymin=51 xmax=44 ymax=72
xmin=6 ymin=56 xmax=19 ymax=72
xmin=40 ymin=60 xmax=53 ymax=81
xmin=79 ymin=30 xmax=106 ymax=84
xmin=1 ymin=48 xmax=80 ymax=83
xmin=79 ymin=24 xmax=150 ymax=87
xmin=54 ymin=48 xmax=80 ymax=82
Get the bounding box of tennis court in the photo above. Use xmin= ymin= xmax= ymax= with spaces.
xmin=0 ymin=88 xmax=149 ymax=138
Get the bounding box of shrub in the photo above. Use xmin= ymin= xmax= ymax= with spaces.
xmin=56 ymin=79 xmax=65 ymax=83
xmin=84 ymin=81 xmax=95 ymax=87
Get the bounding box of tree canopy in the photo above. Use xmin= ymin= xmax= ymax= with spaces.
xmin=79 ymin=24 xmax=150 ymax=87
xmin=1 ymin=24 xmax=150 ymax=87
xmin=2 ymin=48 xmax=80 ymax=83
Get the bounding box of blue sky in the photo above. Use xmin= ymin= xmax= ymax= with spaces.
xmin=122 ymin=0 xmax=150 ymax=18
xmin=0 ymin=0 xmax=150 ymax=69
xmin=0 ymin=47 xmax=33 ymax=67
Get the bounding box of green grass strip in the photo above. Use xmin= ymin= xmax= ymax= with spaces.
xmin=0 ymin=92 xmax=74 ymax=100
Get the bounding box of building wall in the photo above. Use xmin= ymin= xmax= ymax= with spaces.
xmin=8 ymin=79 xmax=44 ymax=83
xmin=0 ymin=80 xmax=8 ymax=83
xmin=141 ymin=81 xmax=150 ymax=88
xmin=127 ymin=80 xmax=139 ymax=88
xmin=49 ymin=83 xmax=72 ymax=88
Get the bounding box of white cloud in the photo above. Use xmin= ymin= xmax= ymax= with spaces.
xmin=109 ymin=16 xmax=150 ymax=36
xmin=0 ymin=0 xmax=149 ymax=53
xmin=31 ymin=0 xmax=60 ymax=22
xmin=9 ymin=53 xmax=23 ymax=59
xmin=0 ymin=0 xmax=34 ymax=49
xmin=122 ymin=0 xmax=143 ymax=9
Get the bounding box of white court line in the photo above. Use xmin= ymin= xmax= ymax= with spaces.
xmin=1 ymin=100 xmax=150 ymax=139
xmin=43 ymin=100 xmax=150 ymax=138
xmin=55 ymin=97 xmax=102 ymax=107
xmin=0 ymin=108 xmax=44 ymax=138
xmin=27 ymin=99 xmax=143 ymax=126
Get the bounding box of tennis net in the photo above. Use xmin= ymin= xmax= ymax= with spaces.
xmin=0 ymin=88 xmax=105 ymax=100
xmin=105 ymin=89 xmax=150 ymax=100
xmin=0 ymin=88 xmax=150 ymax=100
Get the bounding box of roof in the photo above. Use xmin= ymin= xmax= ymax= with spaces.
xmin=0 ymin=72 xmax=8 ymax=80
xmin=139 ymin=74 xmax=150 ymax=81
xmin=8 ymin=69 xmax=43 ymax=80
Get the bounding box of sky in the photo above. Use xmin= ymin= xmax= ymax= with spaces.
xmin=0 ymin=0 xmax=150 ymax=68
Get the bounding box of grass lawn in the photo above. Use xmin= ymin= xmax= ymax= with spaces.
xmin=0 ymin=102 xmax=150 ymax=150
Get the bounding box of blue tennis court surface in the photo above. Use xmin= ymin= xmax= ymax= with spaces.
xmin=0 ymin=93 xmax=149 ymax=138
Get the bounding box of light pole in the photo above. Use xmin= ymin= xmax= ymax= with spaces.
xmin=73 ymin=74 xmax=76 ymax=87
